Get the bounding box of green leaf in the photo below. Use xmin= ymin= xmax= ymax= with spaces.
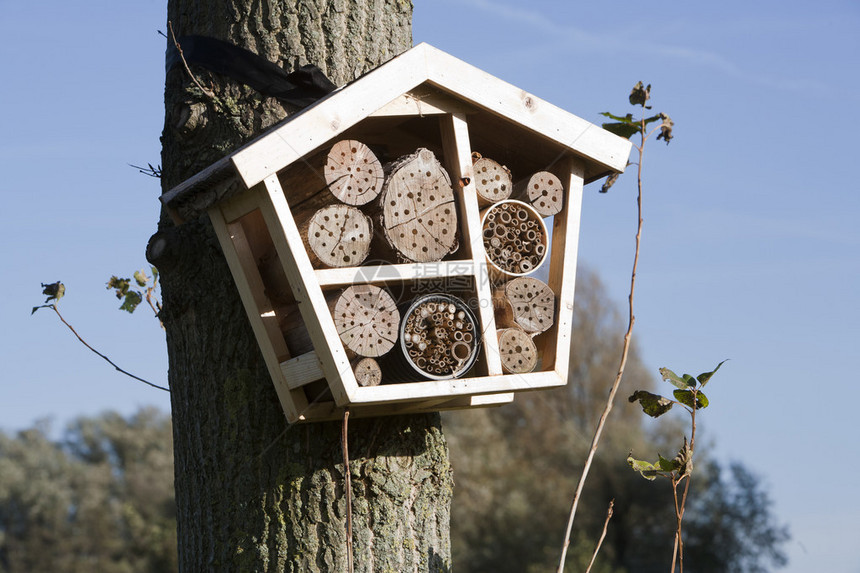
xmin=600 ymin=111 xmax=636 ymax=124
xmin=643 ymin=113 xmax=663 ymax=126
xmin=107 ymin=277 xmax=131 ymax=300
xmin=602 ymin=121 xmax=639 ymax=140
xmin=40 ymin=281 xmax=65 ymax=304
xmin=659 ymin=367 xmax=692 ymax=389
xmin=697 ymin=359 xmax=728 ymax=387
xmin=133 ymin=269 xmax=148 ymax=287
xmin=657 ymin=453 xmax=679 ymax=472
xmin=119 ymin=291 xmax=143 ymax=313
xmin=627 ymin=453 xmax=659 ymax=481
xmin=673 ymin=389 xmax=709 ymax=410
xmin=629 ymin=82 xmax=651 ymax=107
xmin=629 ymin=390 xmax=674 ymax=417
xmin=151 ymin=266 xmax=159 ymax=281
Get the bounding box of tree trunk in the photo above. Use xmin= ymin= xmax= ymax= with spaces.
xmin=157 ymin=2 xmax=453 ymax=571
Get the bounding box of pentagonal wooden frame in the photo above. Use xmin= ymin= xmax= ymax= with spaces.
xmin=162 ymin=43 xmax=631 ymax=423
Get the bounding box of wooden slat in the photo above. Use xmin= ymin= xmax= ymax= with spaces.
xmin=208 ymin=202 xmax=310 ymax=422
xmin=257 ymin=174 xmax=357 ymax=405
xmin=369 ymin=89 xmax=474 ymax=117
xmin=231 ymin=48 xmax=428 ymax=190
xmin=350 ymin=371 xmax=563 ymax=405
xmin=280 ymin=351 xmax=325 ymax=390
xmin=219 ymin=188 xmax=265 ymax=223
xmin=314 ymin=260 xmax=477 ymax=287
xmin=538 ymin=158 xmax=585 ymax=380
xmin=293 ymin=392 xmax=515 ymax=423
xmin=440 ymin=112 xmax=502 ymax=376
xmin=421 ymin=43 xmax=630 ymax=175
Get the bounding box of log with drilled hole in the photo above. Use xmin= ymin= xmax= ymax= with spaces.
xmin=301 ymin=204 xmax=373 ymax=268
xmin=378 ymin=148 xmax=459 ymax=263
xmin=472 ymin=152 xmax=513 ymax=206
xmin=481 ymin=200 xmax=548 ymax=279
xmin=352 ymin=357 xmax=382 ymax=387
xmin=331 ymin=285 xmax=399 ymax=358
xmin=497 ymin=327 xmax=538 ymax=374
xmin=493 ymin=276 xmax=555 ymax=334
xmin=513 ymin=170 xmax=564 ymax=216
xmin=324 ymin=139 xmax=385 ymax=205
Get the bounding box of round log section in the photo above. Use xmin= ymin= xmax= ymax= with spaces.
xmin=497 ymin=327 xmax=538 ymax=374
xmin=380 ymin=148 xmax=459 ymax=263
xmin=472 ymin=154 xmax=513 ymax=206
xmin=400 ymin=294 xmax=480 ymax=380
xmin=304 ymin=204 xmax=373 ymax=268
xmin=481 ymin=199 xmax=549 ymax=280
xmin=332 ymin=285 xmax=399 ymax=357
xmin=324 ymin=139 xmax=384 ymax=206
xmin=514 ymin=170 xmax=564 ymax=216
xmin=493 ymin=276 xmax=555 ymax=334
xmin=352 ymin=357 xmax=382 ymax=387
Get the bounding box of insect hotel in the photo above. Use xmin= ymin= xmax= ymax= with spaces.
xmin=161 ymin=43 xmax=632 ymax=423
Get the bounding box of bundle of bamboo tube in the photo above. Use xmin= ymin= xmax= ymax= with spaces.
xmin=400 ymin=295 xmax=479 ymax=379
xmin=481 ymin=200 xmax=548 ymax=277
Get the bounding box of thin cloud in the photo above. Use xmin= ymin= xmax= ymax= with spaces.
xmin=458 ymin=0 xmax=830 ymax=96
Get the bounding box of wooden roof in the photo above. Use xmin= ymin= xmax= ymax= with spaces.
xmin=161 ymin=42 xmax=632 ymax=220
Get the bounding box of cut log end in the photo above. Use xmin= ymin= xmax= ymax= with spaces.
xmin=305 ymin=204 xmax=372 ymax=268
xmin=495 ymin=276 xmax=555 ymax=334
xmin=472 ymin=156 xmax=513 ymax=206
xmin=325 ymin=140 xmax=384 ymax=206
xmin=353 ymin=357 xmax=382 ymax=387
xmin=516 ymin=171 xmax=564 ymax=216
xmin=333 ymin=285 xmax=399 ymax=357
xmin=380 ymin=148 xmax=459 ymax=263
xmin=497 ymin=327 xmax=538 ymax=374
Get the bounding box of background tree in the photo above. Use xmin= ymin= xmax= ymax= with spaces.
xmin=0 ymin=408 xmax=177 ymax=573
xmin=444 ymin=269 xmax=789 ymax=573
xmin=153 ymin=1 xmax=454 ymax=571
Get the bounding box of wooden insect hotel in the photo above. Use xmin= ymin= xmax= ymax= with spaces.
xmin=160 ymin=43 xmax=632 ymax=423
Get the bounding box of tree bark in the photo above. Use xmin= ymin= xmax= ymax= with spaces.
xmin=158 ymin=2 xmax=453 ymax=571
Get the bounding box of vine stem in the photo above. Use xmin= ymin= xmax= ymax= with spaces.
xmin=342 ymin=408 xmax=354 ymax=573
xmin=585 ymin=500 xmax=615 ymax=573
xmin=557 ymin=117 xmax=647 ymax=573
xmin=48 ymin=304 xmax=169 ymax=392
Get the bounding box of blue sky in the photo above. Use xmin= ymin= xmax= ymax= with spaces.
xmin=2 ymin=1 xmax=859 ymax=571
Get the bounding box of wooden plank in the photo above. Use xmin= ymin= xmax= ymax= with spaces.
xmin=231 ymin=47 xmax=429 ymax=190
xmin=350 ymin=370 xmax=563 ymax=405
xmin=208 ymin=203 xmax=309 ymax=422
xmin=421 ymin=43 xmax=631 ymax=175
xmin=538 ymin=158 xmax=585 ymax=380
xmin=257 ymin=174 xmax=358 ymax=405
xmin=280 ymin=351 xmax=325 ymax=390
xmin=439 ymin=112 xmax=502 ymax=376
xmin=292 ymin=392 xmax=515 ymax=423
xmin=369 ymin=89 xmax=474 ymax=117
xmin=219 ymin=187 xmax=265 ymax=223
xmin=314 ymin=260 xmax=477 ymax=287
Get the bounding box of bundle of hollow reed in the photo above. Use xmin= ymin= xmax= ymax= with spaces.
xmin=481 ymin=200 xmax=547 ymax=276
xmin=402 ymin=296 xmax=477 ymax=379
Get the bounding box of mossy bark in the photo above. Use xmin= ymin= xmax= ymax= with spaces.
xmin=158 ymin=1 xmax=453 ymax=570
